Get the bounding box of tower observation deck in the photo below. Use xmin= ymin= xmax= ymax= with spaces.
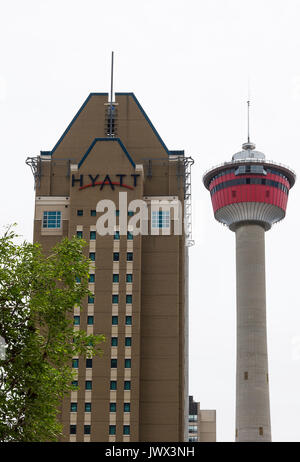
xmin=203 ymin=141 xmax=296 ymax=442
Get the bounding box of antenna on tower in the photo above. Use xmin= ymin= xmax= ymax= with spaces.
xmin=109 ymin=51 xmax=114 ymax=137
xmin=242 ymin=96 xmax=256 ymax=151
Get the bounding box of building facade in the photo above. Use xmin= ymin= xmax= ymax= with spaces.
xmin=188 ymin=396 xmax=216 ymax=442
xmin=28 ymin=92 xmax=194 ymax=442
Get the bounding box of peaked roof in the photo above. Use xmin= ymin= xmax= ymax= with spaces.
xmin=78 ymin=137 xmax=135 ymax=169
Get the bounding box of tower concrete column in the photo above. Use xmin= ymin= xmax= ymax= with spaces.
xmin=235 ymin=224 xmax=271 ymax=442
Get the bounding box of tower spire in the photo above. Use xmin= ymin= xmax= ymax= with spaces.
xmin=242 ymin=99 xmax=256 ymax=151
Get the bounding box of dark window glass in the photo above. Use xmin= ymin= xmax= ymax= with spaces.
xmin=127 ymin=252 xmax=133 ymax=261
xmin=124 ymin=380 xmax=131 ymax=390
xmin=70 ymin=402 xmax=77 ymax=412
xmin=128 ymin=211 xmax=134 ymax=217
xmin=125 ymin=359 xmax=131 ymax=368
xmin=123 ymin=425 xmax=130 ymax=435
xmin=126 ymin=295 xmax=132 ymax=304
xmin=88 ymin=295 xmax=94 ymax=304
xmin=110 ymin=402 xmax=116 ymax=412
xmin=90 ymin=210 xmax=96 ymax=217
xmin=115 ymin=210 xmax=120 ymax=217
xmin=109 ymin=425 xmax=116 ymax=435
xmin=113 ymin=274 xmax=119 ymax=283
xmin=85 ymin=402 xmax=91 ymax=412
xmin=125 ymin=337 xmax=132 ymax=347
xmin=86 ymin=358 xmax=92 ymax=368
xmin=126 ymin=274 xmax=133 ymax=283
xmin=110 ymin=380 xmax=117 ymax=390
xmin=71 ymin=380 xmax=78 ymax=389
xmin=70 ymin=425 xmax=76 ymax=435
xmin=84 ymin=425 xmax=91 ymax=435
xmin=111 ymin=337 xmax=118 ymax=346
xmin=125 ymin=316 xmax=132 ymax=325
xmin=74 ymin=316 xmax=80 ymax=326
xmin=114 ymin=231 xmax=120 ymax=240
xmin=124 ymin=403 xmax=130 ymax=412
xmin=111 ymin=359 xmax=117 ymax=368
xmin=76 ymin=231 xmax=83 ymax=239
xmin=112 ymin=316 xmax=118 ymax=325
xmin=89 ymin=252 xmax=95 ymax=261
xmin=72 ymin=359 xmax=79 ymax=368
xmin=87 ymin=316 xmax=94 ymax=325
xmin=90 ymin=231 xmax=96 ymax=240
xmin=127 ymin=231 xmax=133 ymax=240
xmin=77 ymin=210 xmax=83 ymax=216
xmin=113 ymin=252 xmax=119 ymax=261
xmin=112 ymin=294 xmax=119 ymax=304
xmin=85 ymin=380 xmax=92 ymax=390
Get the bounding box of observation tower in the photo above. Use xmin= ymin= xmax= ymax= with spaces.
xmin=203 ymin=104 xmax=296 ymax=442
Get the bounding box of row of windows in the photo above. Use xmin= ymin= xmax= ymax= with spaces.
xmin=76 ymin=274 xmax=133 ymax=284
xmin=188 ymin=415 xmax=198 ymax=422
xmin=112 ymin=294 xmax=132 ymax=304
xmin=210 ymin=177 xmax=289 ymax=196
xmin=71 ymin=380 xmax=131 ymax=390
xmin=70 ymin=402 xmax=131 ymax=413
xmin=76 ymin=231 xmax=134 ymax=240
xmin=74 ymin=315 xmax=132 ymax=326
xmin=88 ymin=252 xmax=133 ymax=262
xmin=70 ymin=425 xmax=131 ymax=435
xmin=110 ymin=359 xmax=131 ymax=368
xmin=111 ymin=337 xmax=132 ymax=347
xmin=210 ymin=167 xmax=288 ymax=184
xmin=72 ymin=358 xmax=132 ymax=369
xmin=77 ymin=209 xmax=135 ymax=218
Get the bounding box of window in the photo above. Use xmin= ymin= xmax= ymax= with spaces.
xmin=87 ymin=316 xmax=94 ymax=325
xmin=126 ymin=295 xmax=132 ymax=304
xmin=85 ymin=380 xmax=92 ymax=390
xmin=127 ymin=231 xmax=133 ymax=240
xmin=126 ymin=274 xmax=133 ymax=283
xmin=188 ymin=425 xmax=197 ymax=433
xmin=115 ymin=210 xmax=120 ymax=217
xmin=43 ymin=211 xmax=61 ymax=229
xmin=70 ymin=402 xmax=77 ymax=412
xmin=86 ymin=358 xmax=92 ymax=368
xmin=189 ymin=437 xmax=197 ymax=442
xmin=112 ymin=294 xmax=119 ymax=304
xmin=76 ymin=231 xmax=83 ymax=239
xmin=128 ymin=211 xmax=134 ymax=217
xmin=89 ymin=252 xmax=95 ymax=261
xmin=110 ymin=403 xmax=116 ymax=412
xmin=88 ymin=295 xmax=94 ymax=304
xmin=71 ymin=380 xmax=78 ymax=389
xmin=125 ymin=337 xmax=132 ymax=347
xmin=113 ymin=252 xmax=119 ymax=262
xmin=89 ymin=274 xmax=95 ymax=284
xmin=127 ymin=252 xmax=133 ymax=261
xmin=90 ymin=210 xmax=96 ymax=217
xmin=74 ymin=316 xmax=80 ymax=326
xmin=123 ymin=425 xmax=130 ymax=435
xmin=77 ymin=210 xmax=83 ymax=216
xmin=125 ymin=316 xmax=132 ymax=325
xmin=72 ymin=359 xmax=79 ymax=369
xmin=124 ymin=403 xmax=130 ymax=412
xmin=124 ymin=380 xmax=131 ymax=390
xmin=112 ymin=316 xmax=118 ymax=325
xmin=90 ymin=231 xmax=96 ymax=240
xmin=109 ymin=425 xmax=116 ymax=435
xmin=189 ymin=415 xmax=197 ymax=422
xmin=85 ymin=403 xmax=91 ymax=412
xmin=111 ymin=337 xmax=118 ymax=347
xmin=110 ymin=380 xmax=117 ymax=390
xmin=114 ymin=231 xmax=120 ymax=240
xmin=75 ymin=276 xmax=81 ymax=283
xmin=125 ymin=359 xmax=131 ymax=368
xmin=111 ymin=359 xmax=117 ymax=368
xmin=113 ymin=274 xmax=119 ymax=283
xmin=70 ymin=425 xmax=77 ymax=435
xmin=84 ymin=425 xmax=91 ymax=435
xmin=151 ymin=210 xmax=170 ymax=229
xmin=259 ymin=427 xmax=264 ymax=436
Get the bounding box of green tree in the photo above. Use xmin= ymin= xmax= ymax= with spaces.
xmin=0 ymin=227 xmax=105 ymax=442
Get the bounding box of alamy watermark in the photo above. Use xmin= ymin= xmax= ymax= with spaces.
xmin=95 ymin=192 xmax=186 ymax=237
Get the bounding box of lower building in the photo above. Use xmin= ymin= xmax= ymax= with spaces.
xmin=188 ymin=396 xmax=216 ymax=442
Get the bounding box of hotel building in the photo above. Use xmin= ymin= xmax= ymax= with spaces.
xmin=27 ymin=92 xmax=194 ymax=442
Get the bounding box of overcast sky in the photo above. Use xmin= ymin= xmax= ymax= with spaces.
xmin=1 ymin=0 xmax=300 ymax=442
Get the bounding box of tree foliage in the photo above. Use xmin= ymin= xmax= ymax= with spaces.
xmin=0 ymin=227 xmax=105 ymax=441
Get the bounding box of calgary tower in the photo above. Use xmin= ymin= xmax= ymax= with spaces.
xmin=203 ymin=103 xmax=296 ymax=442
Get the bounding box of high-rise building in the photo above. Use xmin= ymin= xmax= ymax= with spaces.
xmin=203 ymin=132 xmax=296 ymax=442
xmin=188 ymin=396 xmax=216 ymax=442
xmin=27 ymin=92 xmax=194 ymax=442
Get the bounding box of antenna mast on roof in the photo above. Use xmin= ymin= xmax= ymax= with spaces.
xmin=242 ymin=98 xmax=256 ymax=151
xmin=109 ymin=51 xmax=114 ymax=137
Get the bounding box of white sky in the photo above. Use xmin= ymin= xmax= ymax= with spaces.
xmin=1 ymin=0 xmax=300 ymax=442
